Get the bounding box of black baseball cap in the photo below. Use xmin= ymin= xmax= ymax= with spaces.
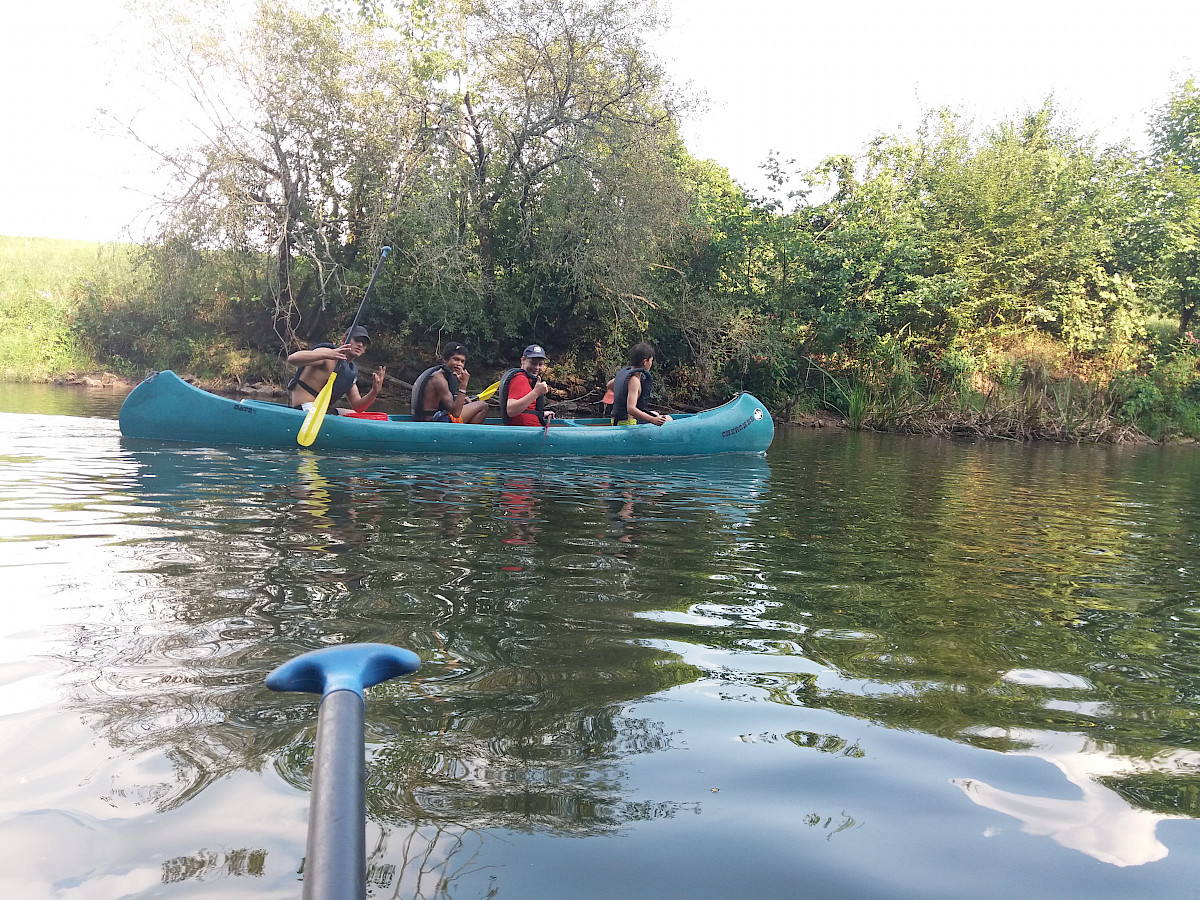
xmin=346 ymin=325 xmax=371 ymax=344
xmin=523 ymin=344 xmax=548 ymax=359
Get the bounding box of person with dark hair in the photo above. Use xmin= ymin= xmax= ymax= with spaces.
xmin=608 ymin=341 xmax=671 ymax=426
xmin=287 ymin=325 xmax=384 ymax=414
xmin=411 ymin=342 xmax=489 ymax=423
xmin=499 ymin=344 xmax=556 ymax=426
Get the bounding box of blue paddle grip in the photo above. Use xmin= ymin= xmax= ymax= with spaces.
xmin=266 ymin=643 xmax=421 ymax=699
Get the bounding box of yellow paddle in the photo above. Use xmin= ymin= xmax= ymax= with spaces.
xmin=476 ymin=380 xmax=501 ymax=401
xmin=297 ymin=372 xmax=336 ymax=447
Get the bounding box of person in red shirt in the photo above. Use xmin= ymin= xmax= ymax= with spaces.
xmin=500 ymin=344 xmax=556 ymax=426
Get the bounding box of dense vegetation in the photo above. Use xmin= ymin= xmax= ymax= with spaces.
xmin=5 ymin=0 xmax=1200 ymax=440
xmin=0 ymin=236 xmax=134 ymax=380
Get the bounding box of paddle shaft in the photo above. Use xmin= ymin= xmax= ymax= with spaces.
xmin=344 ymin=246 xmax=390 ymax=338
xmin=265 ymin=643 xmax=421 ymax=900
xmin=304 ymin=689 xmax=366 ymax=900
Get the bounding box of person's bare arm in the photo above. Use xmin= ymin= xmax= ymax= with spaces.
xmin=350 ymin=367 xmax=385 ymax=411
xmin=506 ymin=379 xmax=549 ymax=418
xmin=427 ymin=372 xmax=460 ymax=417
xmin=288 ymin=347 xmax=347 ymax=404
xmin=627 ymin=378 xmax=667 ymax=426
xmin=448 ymin=365 xmax=472 ymax=416
xmin=287 ymin=344 xmax=351 ymax=366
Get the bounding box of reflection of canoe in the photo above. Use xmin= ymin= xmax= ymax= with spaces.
xmin=119 ymin=371 xmax=774 ymax=456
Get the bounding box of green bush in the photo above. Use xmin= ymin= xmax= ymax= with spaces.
xmin=1110 ymin=341 xmax=1200 ymax=438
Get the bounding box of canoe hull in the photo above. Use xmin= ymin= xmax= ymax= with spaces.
xmin=119 ymin=371 xmax=774 ymax=456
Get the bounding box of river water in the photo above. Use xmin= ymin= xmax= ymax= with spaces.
xmin=1 ymin=382 xmax=1199 ymax=898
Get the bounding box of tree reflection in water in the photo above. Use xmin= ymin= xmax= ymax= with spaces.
xmin=46 ymin=431 xmax=1200 ymax=892
xmin=58 ymin=447 xmax=771 ymax=892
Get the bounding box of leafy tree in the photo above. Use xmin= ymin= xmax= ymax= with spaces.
xmin=405 ymin=0 xmax=682 ymax=353
xmin=652 ymin=154 xmax=797 ymax=398
xmin=778 ymin=104 xmax=1146 ymax=370
xmin=1147 ymin=77 xmax=1200 ymax=333
xmin=906 ymin=103 xmax=1142 ymax=355
xmin=79 ymin=1 xmax=1195 ymax=436
xmin=128 ymin=0 xmax=448 ymax=346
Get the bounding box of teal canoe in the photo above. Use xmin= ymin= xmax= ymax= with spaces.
xmin=118 ymin=370 xmax=774 ymax=456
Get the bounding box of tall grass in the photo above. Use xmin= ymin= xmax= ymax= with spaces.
xmin=847 ymin=385 xmax=870 ymax=430
xmin=0 ymin=235 xmax=135 ymax=380
xmin=804 ymin=335 xmax=1177 ymax=442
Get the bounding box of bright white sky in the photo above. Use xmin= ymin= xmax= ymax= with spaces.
xmin=2 ymin=0 xmax=1198 ymax=242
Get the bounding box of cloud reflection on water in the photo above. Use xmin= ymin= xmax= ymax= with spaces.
xmin=955 ymin=728 xmax=1198 ymax=866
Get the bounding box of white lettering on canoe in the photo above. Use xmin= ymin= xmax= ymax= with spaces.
xmin=721 ymin=408 xmax=765 ymax=437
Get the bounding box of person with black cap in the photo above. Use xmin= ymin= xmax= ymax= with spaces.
xmin=411 ymin=342 xmax=489 ymax=424
xmin=498 ymin=344 xmax=556 ymax=427
xmin=286 ymin=325 xmax=385 ymax=414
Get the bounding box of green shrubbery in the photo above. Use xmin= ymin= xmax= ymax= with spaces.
xmin=1111 ymin=337 xmax=1200 ymax=439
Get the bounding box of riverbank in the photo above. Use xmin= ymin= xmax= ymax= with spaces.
xmin=6 ymin=233 xmax=1196 ymax=445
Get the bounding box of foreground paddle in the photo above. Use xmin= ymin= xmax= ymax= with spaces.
xmin=295 ymin=246 xmax=391 ymax=447
xmin=476 ymin=380 xmax=501 ymax=401
xmin=297 ymin=372 xmax=337 ymax=447
xmin=266 ymin=643 xmax=421 ymax=900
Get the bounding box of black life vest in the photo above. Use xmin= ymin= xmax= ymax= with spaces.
xmin=498 ymin=368 xmax=546 ymax=425
xmin=288 ymin=343 xmax=358 ymax=402
xmin=611 ymin=366 xmax=653 ymax=423
xmin=411 ymin=364 xmax=460 ymax=421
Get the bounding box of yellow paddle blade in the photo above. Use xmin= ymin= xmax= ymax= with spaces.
xmin=476 ymin=380 xmax=501 ymax=401
xmin=297 ymin=372 xmax=337 ymax=446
